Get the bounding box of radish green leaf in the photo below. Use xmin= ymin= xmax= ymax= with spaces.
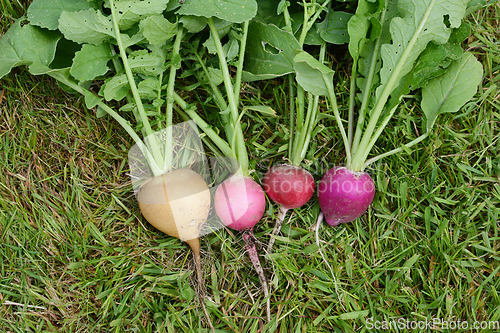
xmin=0 ymin=19 xmax=61 ymax=79
xmin=139 ymin=15 xmax=177 ymax=46
xmin=242 ymin=21 xmax=300 ymax=81
xmin=407 ymin=22 xmax=471 ymax=90
xmin=179 ymin=16 xmax=207 ymax=33
xmin=58 ymin=9 xmax=114 ymax=45
xmin=317 ymin=10 xmax=353 ymax=45
xmin=103 ymin=74 xmax=130 ymax=102
xmin=128 ymin=49 xmax=165 ymax=76
xmin=27 ymin=0 xmax=94 ymax=30
xmin=422 ymin=52 xmax=483 ymax=131
xmin=177 ymin=0 xmax=257 ymax=23
xmin=84 ymin=90 xmax=102 ymax=109
xmin=70 ymin=43 xmax=112 ymax=82
xmin=377 ymin=0 xmax=469 ymax=101
xmin=293 ymin=51 xmax=334 ymax=97
xmin=109 ymin=0 xmax=170 ymax=30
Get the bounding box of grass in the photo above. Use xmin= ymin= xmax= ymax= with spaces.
xmin=1 ymin=1 xmax=500 ymax=333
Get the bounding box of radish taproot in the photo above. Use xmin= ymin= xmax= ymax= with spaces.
xmin=214 ymin=175 xmax=270 ymax=321
xmin=262 ymin=164 xmax=315 ymax=253
xmin=137 ymin=168 xmax=215 ymax=332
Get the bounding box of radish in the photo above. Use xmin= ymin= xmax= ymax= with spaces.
xmin=262 ymin=164 xmax=315 ymax=253
xmin=317 ymin=166 xmax=375 ymax=227
xmin=174 ymin=17 xmax=273 ymax=321
xmin=263 ymin=165 xmax=315 ymax=210
xmin=137 ymin=169 xmax=211 ymax=241
xmin=137 ymin=168 xmax=215 ymax=332
xmin=257 ymin=24 xmax=327 ymax=255
xmin=214 ymin=175 xmax=270 ymax=321
xmin=214 ymin=176 xmax=266 ymax=231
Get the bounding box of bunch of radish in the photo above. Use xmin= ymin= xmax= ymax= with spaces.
xmin=0 ymin=0 xmax=487 ymax=328
xmin=245 ymin=0 xmax=484 ymax=307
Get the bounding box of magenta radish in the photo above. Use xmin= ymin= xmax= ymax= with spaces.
xmin=262 ymin=164 xmax=315 ymax=253
xmin=317 ymin=166 xmax=375 ymax=227
xmin=214 ymin=175 xmax=270 ymax=321
xmin=313 ymin=166 xmax=375 ymax=308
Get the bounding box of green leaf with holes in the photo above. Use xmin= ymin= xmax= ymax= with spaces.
xmin=110 ymin=0 xmax=170 ymax=30
xmin=177 ymin=0 xmax=257 ymax=23
xmin=317 ymin=10 xmax=353 ymax=45
xmin=102 ymin=74 xmax=130 ymax=102
xmin=128 ymin=49 xmax=165 ymax=76
xmin=58 ymin=8 xmax=114 ymax=45
xmin=27 ymin=0 xmax=94 ymax=30
xmin=70 ymin=43 xmax=112 ymax=82
xmin=0 ymin=19 xmax=61 ymax=79
xmin=242 ymin=21 xmax=300 ymax=81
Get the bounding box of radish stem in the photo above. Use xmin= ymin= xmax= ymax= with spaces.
xmin=242 ymin=230 xmax=271 ymax=321
xmin=172 ymin=92 xmax=233 ymax=158
xmin=350 ymin=0 xmax=435 ymax=171
xmin=363 ymin=132 xmax=429 ymax=169
xmin=351 ymin=6 xmax=388 ymax=156
xmin=233 ymin=21 xmax=249 ymax=108
xmin=108 ymin=0 xmax=163 ymax=169
xmin=207 ymin=18 xmax=248 ymax=175
xmin=288 ymin=74 xmax=295 ymax=158
xmin=164 ymin=26 xmax=184 ymax=171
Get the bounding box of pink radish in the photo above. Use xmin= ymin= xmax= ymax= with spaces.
xmin=262 ymin=164 xmax=315 ymax=253
xmin=214 ymin=175 xmax=270 ymax=321
xmin=214 ymin=176 xmax=266 ymax=231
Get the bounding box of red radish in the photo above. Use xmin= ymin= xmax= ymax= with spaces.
xmin=263 ymin=164 xmax=315 ymax=209
xmin=214 ymin=175 xmax=271 ymax=321
xmin=317 ymin=166 xmax=375 ymax=227
xmin=262 ymin=164 xmax=315 ymax=254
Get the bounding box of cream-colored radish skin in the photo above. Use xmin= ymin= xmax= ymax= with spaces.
xmin=137 ymin=168 xmax=211 ymax=241
xmin=136 ymin=168 xmax=215 ymax=332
